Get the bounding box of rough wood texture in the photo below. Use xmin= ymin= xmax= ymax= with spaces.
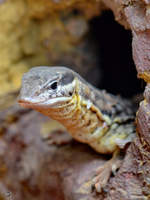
xmin=99 ymin=0 xmax=150 ymax=199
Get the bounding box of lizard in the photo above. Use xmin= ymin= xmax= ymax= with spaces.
xmin=18 ymin=66 xmax=135 ymax=192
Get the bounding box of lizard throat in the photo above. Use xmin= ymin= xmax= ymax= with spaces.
xmin=35 ymin=93 xmax=109 ymax=145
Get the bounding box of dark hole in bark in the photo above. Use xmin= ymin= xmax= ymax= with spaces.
xmin=89 ymin=11 xmax=144 ymax=97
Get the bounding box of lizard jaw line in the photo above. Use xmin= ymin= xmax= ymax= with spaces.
xmin=18 ymin=96 xmax=72 ymax=109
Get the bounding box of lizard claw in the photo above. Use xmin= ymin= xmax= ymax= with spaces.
xmin=92 ymin=163 xmax=112 ymax=193
xmin=92 ymin=149 xmax=123 ymax=193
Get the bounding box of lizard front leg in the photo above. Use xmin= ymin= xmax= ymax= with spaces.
xmin=93 ymin=148 xmax=122 ymax=193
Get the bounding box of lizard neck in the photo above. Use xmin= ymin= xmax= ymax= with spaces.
xmin=37 ymin=91 xmax=109 ymax=145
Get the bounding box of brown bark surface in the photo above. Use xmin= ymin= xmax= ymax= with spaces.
xmin=101 ymin=0 xmax=150 ymax=199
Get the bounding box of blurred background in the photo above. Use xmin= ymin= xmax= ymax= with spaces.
xmin=0 ymin=0 xmax=143 ymax=109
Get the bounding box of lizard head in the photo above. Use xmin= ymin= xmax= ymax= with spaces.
xmin=18 ymin=66 xmax=77 ymax=109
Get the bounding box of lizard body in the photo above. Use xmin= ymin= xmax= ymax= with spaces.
xmin=18 ymin=66 xmax=135 ymax=192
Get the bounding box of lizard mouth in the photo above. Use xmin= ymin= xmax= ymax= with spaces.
xmin=18 ymin=96 xmax=72 ymax=109
xmin=18 ymin=99 xmax=41 ymax=109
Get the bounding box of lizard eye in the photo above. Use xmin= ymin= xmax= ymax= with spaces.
xmin=48 ymin=81 xmax=58 ymax=90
